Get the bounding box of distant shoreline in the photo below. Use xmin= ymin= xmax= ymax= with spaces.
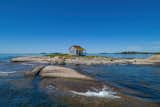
xmin=99 ymin=52 xmax=160 ymax=54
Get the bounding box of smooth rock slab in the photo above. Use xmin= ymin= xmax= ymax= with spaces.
xmin=39 ymin=66 xmax=94 ymax=80
xmin=11 ymin=56 xmax=50 ymax=63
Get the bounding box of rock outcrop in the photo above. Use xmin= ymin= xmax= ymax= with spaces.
xmin=11 ymin=56 xmax=50 ymax=63
xmin=24 ymin=65 xmax=93 ymax=81
xmin=11 ymin=56 xmax=115 ymax=65
xmin=39 ymin=66 xmax=93 ymax=80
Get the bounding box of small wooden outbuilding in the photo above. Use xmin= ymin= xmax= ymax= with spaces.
xmin=69 ymin=45 xmax=86 ymax=56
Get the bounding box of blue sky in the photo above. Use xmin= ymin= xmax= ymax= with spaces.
xmin=0 ymin=0 xmax=160 ymax=53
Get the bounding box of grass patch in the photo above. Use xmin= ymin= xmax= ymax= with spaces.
xmin=47 ymin=53 xmax=70 ymax=57
xmin=47 ymin=53 xmax=74 ymax=58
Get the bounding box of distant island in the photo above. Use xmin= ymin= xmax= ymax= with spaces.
xmin=118 ymin=51 xmax=160 ymax=54
xmin=99 ymin=51 xmax=160 ymax=54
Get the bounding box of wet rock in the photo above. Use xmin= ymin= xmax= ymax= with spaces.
xmin=39 ymin=78 xmax=160 ymax=107
xmin=39 ymin=78 xmax=105 ymax=92
xmin=54 ymin=94 xmax=160 ymax=107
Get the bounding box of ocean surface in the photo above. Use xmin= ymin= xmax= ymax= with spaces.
xmin=0 ymin=53 xmax=160 ymax=107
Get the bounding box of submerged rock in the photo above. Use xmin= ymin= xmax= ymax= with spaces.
xmin=39 ymin=78 xmax=160 ymax=107
xmin=39 ymin=78 xmax=105 ymax=92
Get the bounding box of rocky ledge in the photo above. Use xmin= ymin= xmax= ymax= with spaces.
xmin=25 ymin=65 xmax=114 ymax=94
xmin=24 ymin=65 xmax=117 ymax=93
xmin=25 ymin=65 xmax=93 ymax=80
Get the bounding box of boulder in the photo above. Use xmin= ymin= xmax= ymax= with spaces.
xmin=39 ymin=66 xmax=93 ymax=80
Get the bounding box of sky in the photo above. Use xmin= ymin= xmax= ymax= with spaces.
xmin=0 ymin=0 xmax=160 ymax=53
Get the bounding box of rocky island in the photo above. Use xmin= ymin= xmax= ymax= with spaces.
xmin=11 ymin=53 xmax=160 ymax=65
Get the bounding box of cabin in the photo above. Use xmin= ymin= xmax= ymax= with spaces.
xmin=69 ymin=45 xmax=86 ymax=56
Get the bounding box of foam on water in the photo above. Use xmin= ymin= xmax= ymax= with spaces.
xmin=70 ymin=86 xmax=120 ymax=99
xmin=0 ymin=71 xmax=17 ymax=76
xmin=21 ymin=63 xmax=34 ymax=66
